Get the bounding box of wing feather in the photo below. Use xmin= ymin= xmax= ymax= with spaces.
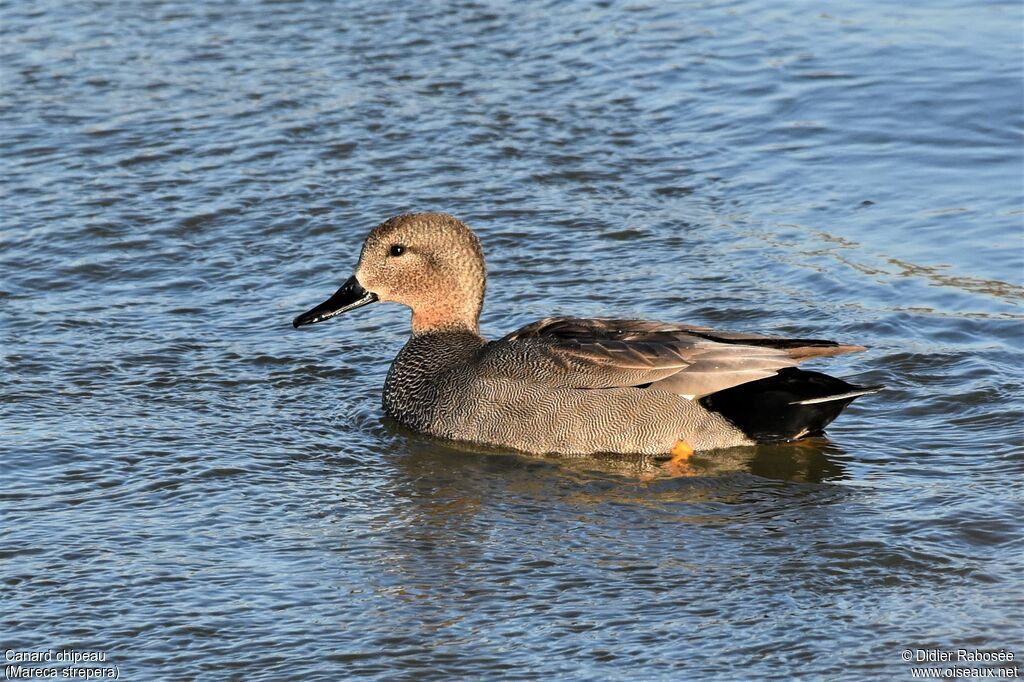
xmin=482 ymin=317 xmax=866 ymax=397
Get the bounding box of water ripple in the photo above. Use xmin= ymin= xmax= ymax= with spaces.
xmin=2 ymin=0 xmax=1022 ymax=679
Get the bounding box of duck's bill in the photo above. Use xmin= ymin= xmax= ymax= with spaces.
xmin=293 ymin=276 xmax=377 ymax=328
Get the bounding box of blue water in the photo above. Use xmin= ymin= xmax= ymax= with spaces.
xmin=2 ymin=1 xmax=1022 ymax=679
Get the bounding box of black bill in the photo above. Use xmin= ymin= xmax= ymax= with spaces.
xmin=293 ymin=275 xmax=377 ymax=328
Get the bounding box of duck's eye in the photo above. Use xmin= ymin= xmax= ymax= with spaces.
xmin=389 ymin=244 xmax=406 ymax=257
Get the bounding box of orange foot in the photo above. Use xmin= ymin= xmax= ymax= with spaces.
xmin=670 ymin=439 xmax=694 ymax=462
xmin=661 ymin=439 xmax=695 ymax=477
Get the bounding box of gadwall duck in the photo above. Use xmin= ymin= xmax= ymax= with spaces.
xmin=294 ymin=213 xmax=881 ymax=457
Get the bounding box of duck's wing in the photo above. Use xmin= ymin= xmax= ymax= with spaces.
xmin=480 ymin=317 xmax=866 ymax=398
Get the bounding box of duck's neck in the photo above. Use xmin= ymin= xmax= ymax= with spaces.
xmin=409 ymin=277 xmax=485 ymax=334
xmin=411 ymin=313 xmax=479 ymax=335
xmin=410 ymin=305 xmax=481 ymax=335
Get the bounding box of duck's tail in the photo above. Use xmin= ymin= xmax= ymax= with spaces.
xmin=699 ymin=367 xmax=883 ymax=443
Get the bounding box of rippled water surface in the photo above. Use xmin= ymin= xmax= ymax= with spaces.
xmin=3 ymin=0 xmax=1023 ymax=679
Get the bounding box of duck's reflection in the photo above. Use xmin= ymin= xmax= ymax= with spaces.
xmin=330 ymin=421 xmax=854 ymax=633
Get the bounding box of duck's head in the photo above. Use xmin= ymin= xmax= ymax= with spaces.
xmin=293 ymin=212 xmax=487 ymax=334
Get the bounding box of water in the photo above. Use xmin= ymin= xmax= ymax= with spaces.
xmin=2 ymin=0 xmax=1022 ymax=679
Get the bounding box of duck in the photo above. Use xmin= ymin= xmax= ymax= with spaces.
xmin=293 ymin=212 xmax=881 ymax=457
